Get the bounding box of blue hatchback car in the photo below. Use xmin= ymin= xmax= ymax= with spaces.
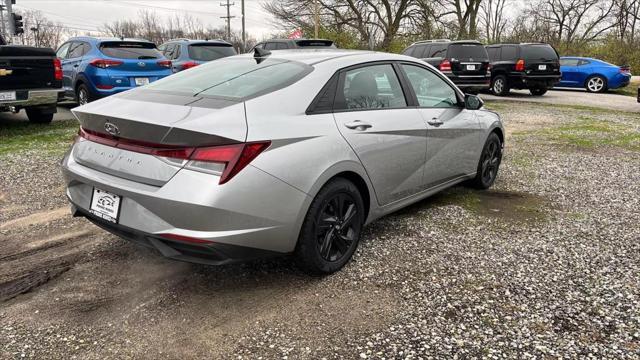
xmin=55 ymin=37 xmax=173 ymax=105
xmin=557 ymin=57 xmax=632 ymax=93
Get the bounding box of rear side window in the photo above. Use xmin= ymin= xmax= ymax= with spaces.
xmin=500 ymin=46 xmax=517 ymax=60
xmin=276 ymin=43 xmax=289 ymax=50
xmin=402 ymin=46 xmax=415 ymax=56
xmin=188 ymin=44 xmax=236 ymax=61
xmin=263 ymin=43 xmax=278 ymax=51
xmin=428 ymin=44 xmax=447 ymax=58
xmin=486 ymin=47 xmax=499 ymax=61
xmin=521 ymin=45 xmax=558 ymax=61
xmin=447 ymin=44 xmax=488 ymax=60
xmin=99 ymin=42 xmax=162 ymax=59
xmin=336 ymin=64 xmax=407 ymax=110
xmin=560 ymin=58 xmax=580 ymax=66
xmin=145 ymin=58 xmax=313 ymax=100
xmin=415 ymin=45 xmax=430 ymax=58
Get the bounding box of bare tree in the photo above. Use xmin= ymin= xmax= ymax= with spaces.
xmin=480 ymin=0 xmax=509 ymax=43
xmin=436 ymin=0 xmax=484 ymax=39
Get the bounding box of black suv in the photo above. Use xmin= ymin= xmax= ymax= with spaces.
xmin=252 ymin=39 xmax=335 ymax=51
xmin=402 ymin=40 xmax=491 ymax=92
xmin=485 ymin=43 xmax=561 ymax=96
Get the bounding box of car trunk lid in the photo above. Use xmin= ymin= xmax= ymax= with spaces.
xmin=447 ymin=43 xmax=490 ymax=76
xmin=71 ymin=92 xmax=246 ymax=186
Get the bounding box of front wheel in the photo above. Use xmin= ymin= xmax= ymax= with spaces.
xmin=295 ymin=178 xmax=365 ymax=275
xmin=26 ymin=107 xmax=54 ymax=124
xmin=469 ymin=133 xmax=502 ymax=189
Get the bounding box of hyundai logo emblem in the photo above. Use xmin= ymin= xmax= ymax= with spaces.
xmin=104 ymin=122 xmax=120 ymax=136
xmin=138 ymin=62 xmax=146 ymax=67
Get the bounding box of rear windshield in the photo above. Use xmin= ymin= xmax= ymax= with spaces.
xmin=145 ymin=57 xmax=313 ymax=99
xmin=447 ymin=44 xmax=488 ymax=59
xmin=100 ymin=42 xmax=162 ymax=59
xmin=188 ymin=44 xmax=236 ymax=61
xmin=521 ymin=45 xmax=558 ymax=61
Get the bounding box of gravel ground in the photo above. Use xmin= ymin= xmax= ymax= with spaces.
xmin=1 ymin=102 xmax=639 ymax=358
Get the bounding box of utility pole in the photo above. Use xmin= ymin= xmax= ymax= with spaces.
xmin=241 ymin=0 xmax=245 ymax=52
xmin=314 ymin=0 xmax=319 ymax=39
xmin=0 ymin=4 xmax=6 ymax=40
xmin=220 ymin=0 xmax=235 ymax=42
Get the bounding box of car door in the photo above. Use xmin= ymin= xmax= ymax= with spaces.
xmin=576 ymin=59 xmax=593 ymax=86
xmin=56 ymin=42 xmax=73 ymax=95
xmin=333 ymin=63 xmax=427 ymax=205
xmin=399 ymin=63 xmax=482 ymax=188
xmin=63 ymin=42 xmax=86 ymax=90
xmin=559 ymin=58 xmax=580 ymax=86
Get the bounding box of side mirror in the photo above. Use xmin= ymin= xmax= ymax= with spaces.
xmin=464 ymin=94 xmax=483 ymax=110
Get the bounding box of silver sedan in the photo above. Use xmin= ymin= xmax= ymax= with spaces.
xmin=61 ymin=49 xmax=504 ymax=274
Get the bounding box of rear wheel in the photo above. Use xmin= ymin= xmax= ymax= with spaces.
xmin=585 ymin=75 xmax=607 ymax=93
xmin=469 ymin=133 xmax=502 ymax=189
xmin=530 ymin=87 xmax=548 ymax=96
xmin=491 ymin=75 xmax=510 ymax=96
xmin=25 ymin=108 xmax=54 ymax=124
xmin=295 ymin=178 xmax=365 ymax=275
xmin=76 ymin=84 xmax=93 ymax=106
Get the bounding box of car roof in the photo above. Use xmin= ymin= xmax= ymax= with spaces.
xmin=237 ymin=49 xmax=417 ymax=68
xmin=68 ymin=36 xmax=154 ymax=43
xmin=561 ymin=56 xmax=596 ymax=61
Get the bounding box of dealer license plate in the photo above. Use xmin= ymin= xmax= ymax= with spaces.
xmin=90 ymin=188 xmax=121 ymax=223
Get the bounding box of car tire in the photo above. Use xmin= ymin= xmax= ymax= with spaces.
xmin=530 ymin=87 xmax=548 ymax=96
xmin=585 ymin=75 xmax=607 ymax=93
xmin=25 ymin=108 xmax=54 ymax=124
xmin=491 ymin=75 xmax=510 ymax=96
xmin=295 ymin=178 xmax=365 ymax=275
xmin=76 ymin=83 xmax=93 ymax=106
xmin=469 ymin=132 xmax=502 ymax=189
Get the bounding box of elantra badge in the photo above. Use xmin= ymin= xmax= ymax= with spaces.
xmin=104 ymin=122 xmax=120 ymax=136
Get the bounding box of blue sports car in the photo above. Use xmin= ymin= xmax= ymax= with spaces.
xmin=557 ymin=57 xmax=632 ymax=93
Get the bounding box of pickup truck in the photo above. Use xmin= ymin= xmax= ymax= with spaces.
xmin=0 ymin=34 xmax=63 ymax=123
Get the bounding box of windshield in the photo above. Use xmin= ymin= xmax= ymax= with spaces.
xmin=100 ymin=42 xmax=162 ymax=59
xmin=521 ymin=45 xmax=558 ymax=61
xmin=188 ymin=44 xmax=236 ymax=61
xmin=145 ymin=57 xmax=313 ymax=99
xmin=447 ymin=44 xmax=488 ymax=60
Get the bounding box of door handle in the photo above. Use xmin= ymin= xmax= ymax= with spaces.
xmin=427 ymin=118 xmax=443 ymax=126
xmin=73 ymin=64 xmax=79 ymax=68
xmin=344 ymin=120 xmax=372 ymax=131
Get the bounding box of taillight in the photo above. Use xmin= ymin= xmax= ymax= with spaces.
xmin=182 ymin=61 xmax=199 ymax=70
xmin=487 ymin=63 xmax=492 ymax=72
xmin=89 ymin=59 xmax=123 ymax=69
xmin=189 ymin=142 xmax=271 ymax=184
xmin=515 ymin=59 xmax=525 ymax=72
xmin=439 ymin=59 xmax=452 ymax=72
xmin=157 ymin=60 xmax=172 ymax=68
xmin=620 ymin=66 xmax=631 ymax=74
xmin=78 ymin=127 xmax=270 ymax=184
xmin=53 ymin=58 xmax=63 ymax=81
xmin=95 ymin=84 xmax=114 ymax=90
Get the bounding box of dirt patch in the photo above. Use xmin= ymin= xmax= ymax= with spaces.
xmin=0 ymin=207 xmax=69 ymax=230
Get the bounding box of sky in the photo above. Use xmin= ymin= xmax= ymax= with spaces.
xmin=13 ymin=0 xmax=279 ymax=39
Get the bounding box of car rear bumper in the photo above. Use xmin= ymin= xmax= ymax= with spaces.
xmin=0 ymin=88 xmax=63 ymax=108
xmin=509 ymin=73 xmax=561 ymax=89
xmin=446 ymin=74 xmax=491 ymax=89
xmin=72 ymin=205 xmax=282 ymax=265
xmin=60 ymin=142 xmax=311 ymax=263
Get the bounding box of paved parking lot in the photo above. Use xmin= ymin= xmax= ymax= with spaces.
xmin=1 ymin=98 xmax=639 ymax=358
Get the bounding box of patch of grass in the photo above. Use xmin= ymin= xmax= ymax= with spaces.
xmin=518 ymin=117 xmax=640 ymax=151
xmin=0 ymin=120 xmax=79 ymax=156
